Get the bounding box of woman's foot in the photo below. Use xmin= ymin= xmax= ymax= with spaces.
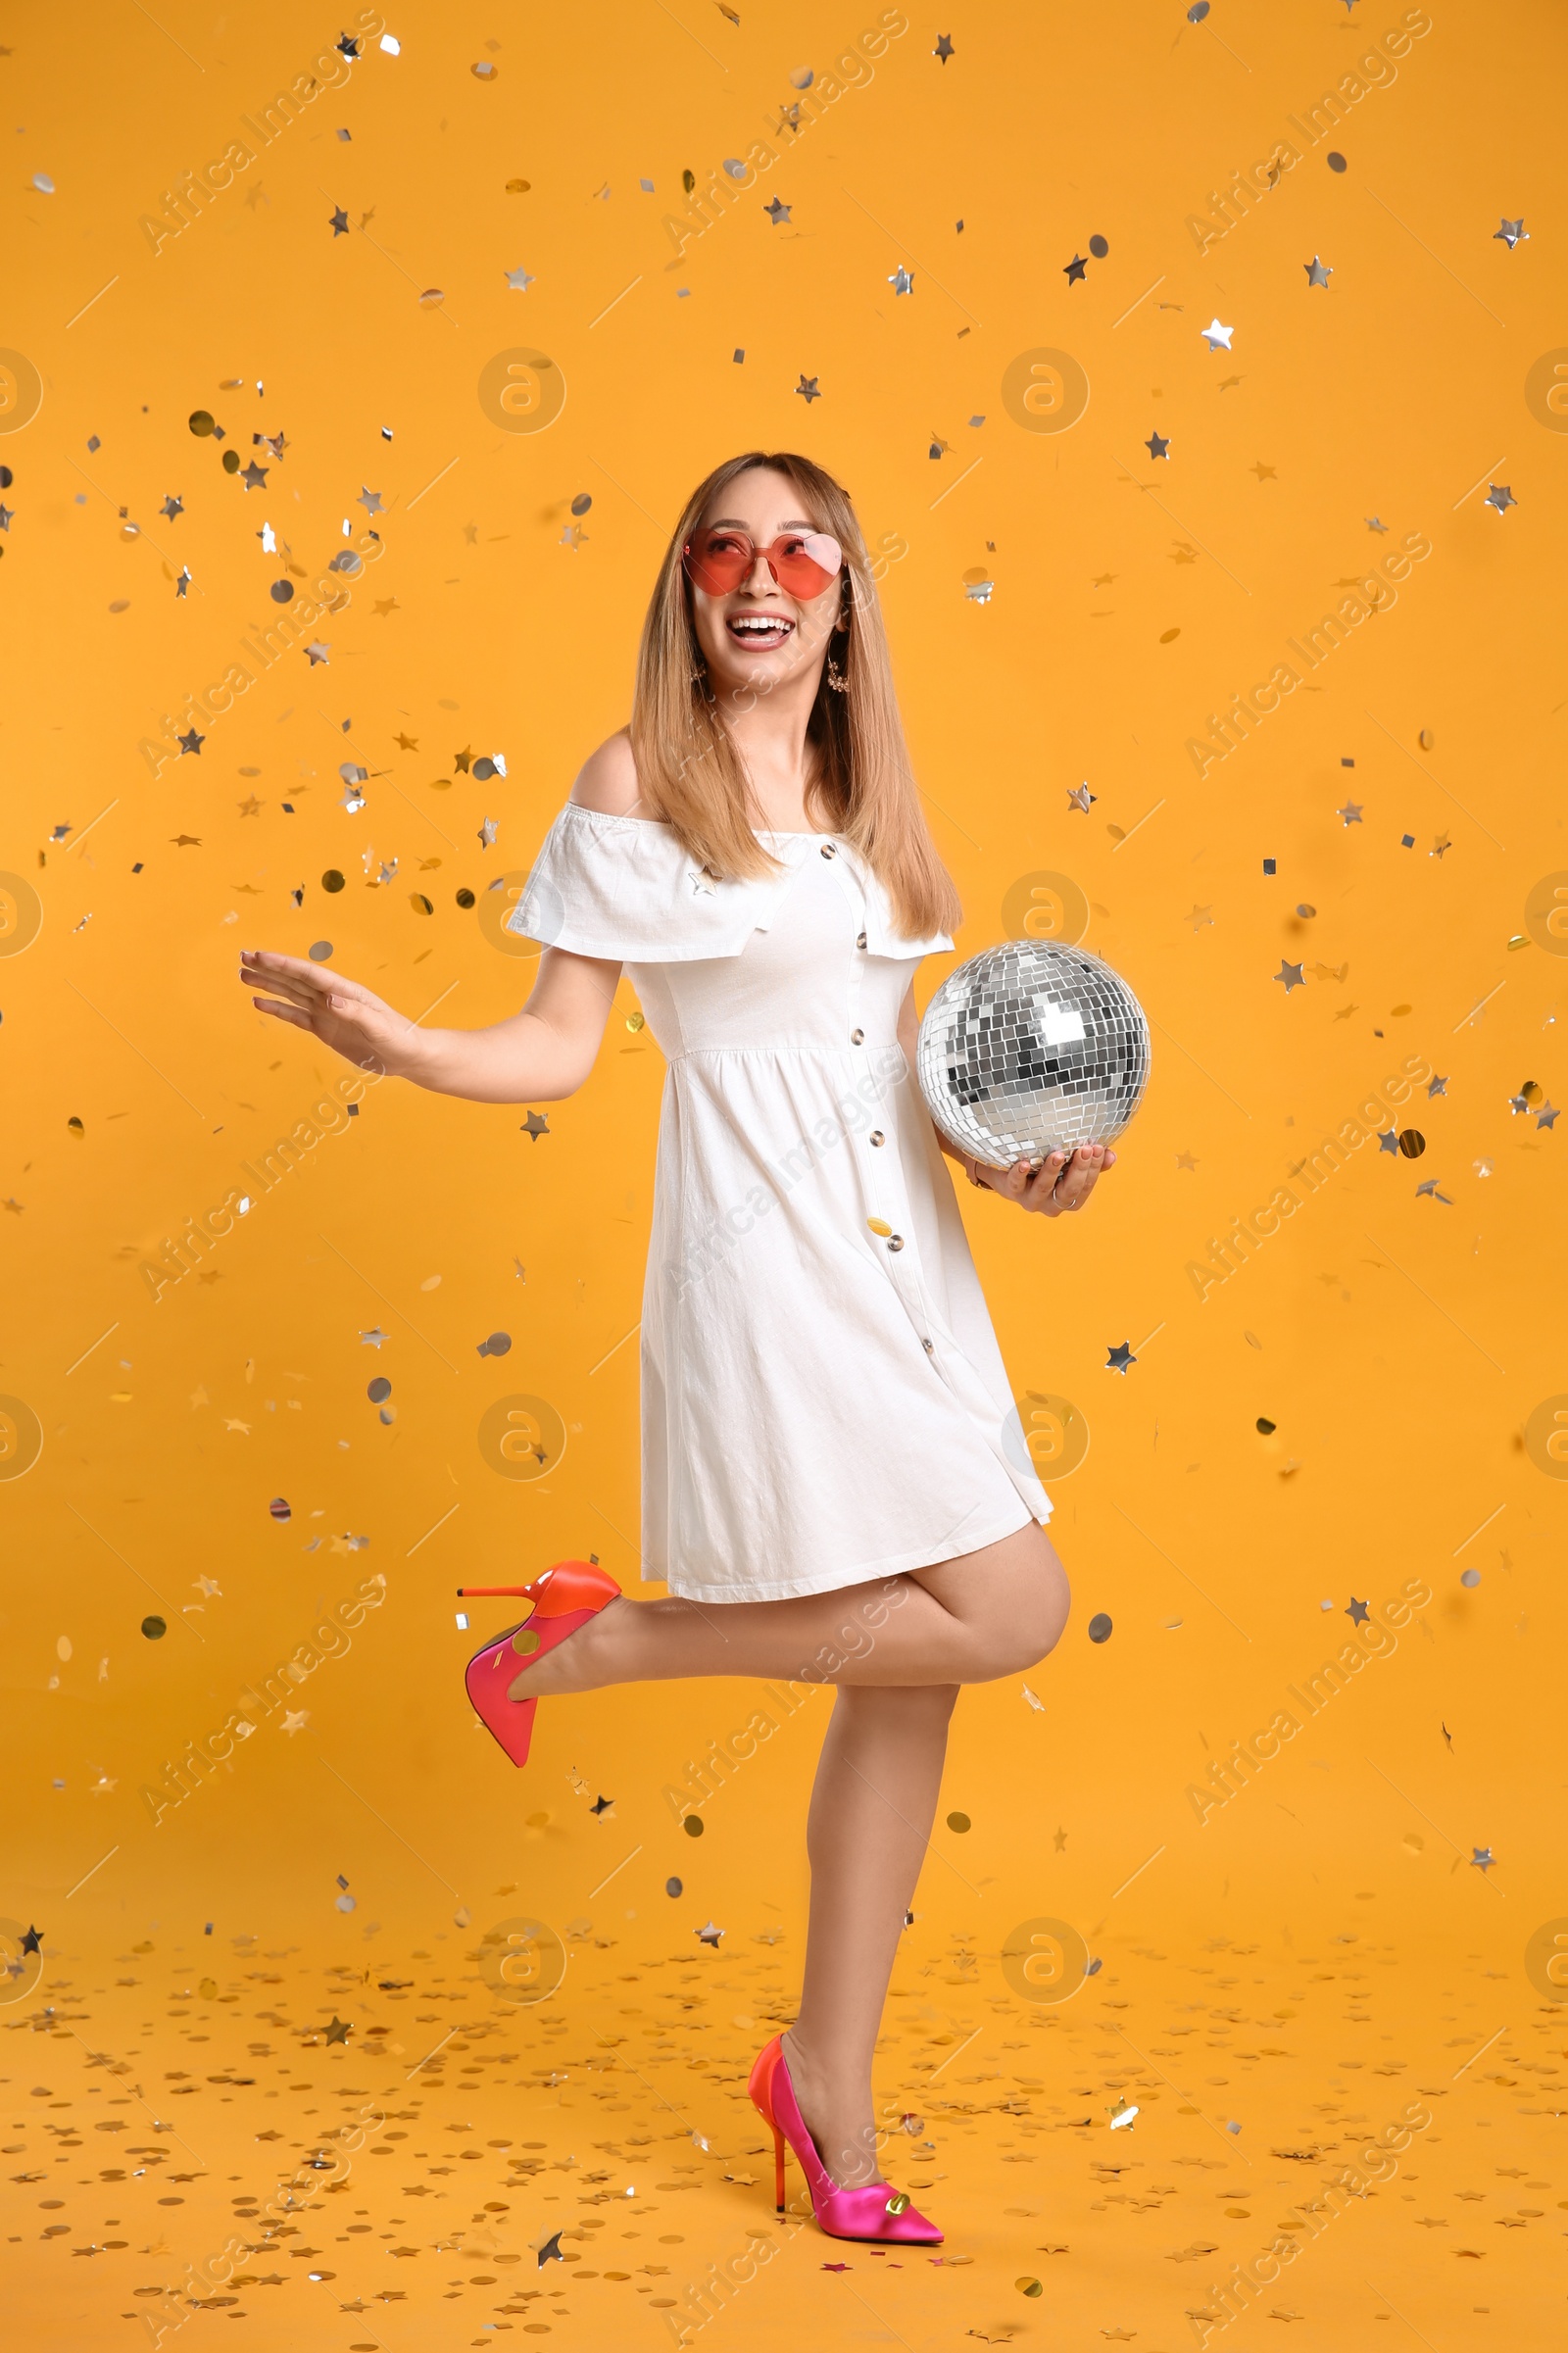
xmin=780 ymin=2030 xmax=885 ymax=2189
xmin=504 ymin=1594 xmax=627 ymax=1700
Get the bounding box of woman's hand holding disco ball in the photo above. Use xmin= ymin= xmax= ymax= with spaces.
xmin=961 ymin=1138 xmax=1117 ymax=1216
xmin=916 ymin=937 xmax=1150 ymax=1222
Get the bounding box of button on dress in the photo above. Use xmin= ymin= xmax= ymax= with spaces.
xmin=514 ymin=804 xmax=1052 ymax=1603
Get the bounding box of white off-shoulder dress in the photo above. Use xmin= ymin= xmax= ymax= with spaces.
xmin=514 ymin=805 xmax=1052 ymax=1603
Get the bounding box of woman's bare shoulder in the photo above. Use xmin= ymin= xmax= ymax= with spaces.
xmin=567 ymin=729 xmax=645 ymax=816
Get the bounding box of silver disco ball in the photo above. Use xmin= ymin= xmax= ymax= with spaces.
xmin=916 ymin=940 xmax=1151 ymax=1170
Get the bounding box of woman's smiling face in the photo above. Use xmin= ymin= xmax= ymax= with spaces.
xmin=685 ymin=466 xmax=845 ymax=700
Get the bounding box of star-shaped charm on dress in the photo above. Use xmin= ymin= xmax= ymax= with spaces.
xmin=688 ymin=868 xmax=717 ymax=895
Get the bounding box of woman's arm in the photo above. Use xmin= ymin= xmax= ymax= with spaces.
xmin=897 ymin=978 xmax=1116 ymax=1217
xmin=239 ymin=737 xmax=644 ymax=1105
xmin=239 ymin=941 xmax=623 ymax=1105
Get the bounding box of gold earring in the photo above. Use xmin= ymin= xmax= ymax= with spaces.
xmin=826 ymin=651 xmax=849 ymax=693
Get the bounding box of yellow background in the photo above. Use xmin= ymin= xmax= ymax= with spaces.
xmin=4 ymin=1 xmax=1567 ymax=2345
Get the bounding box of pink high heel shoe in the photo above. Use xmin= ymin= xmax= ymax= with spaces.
xmin=748 ymin=2034 xmax=943 ymax=2244
xmin=461 ymin=1557 xmax=620 ymax=1769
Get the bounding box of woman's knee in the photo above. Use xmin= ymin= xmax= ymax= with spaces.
xmin=969 ymin=1559 xmax=1070 ymax=1680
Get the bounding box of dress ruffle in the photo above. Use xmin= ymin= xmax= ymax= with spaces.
xmin=508 ymin=804 xmax=954 ymax=965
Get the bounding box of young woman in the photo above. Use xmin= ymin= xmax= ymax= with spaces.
xmin=239 ymin=450 xmax=1114 ymax=2245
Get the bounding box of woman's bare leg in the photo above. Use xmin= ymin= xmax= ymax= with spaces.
xmin=780 ymin=1684 xmax=957 ymax=2187
xmin=509 ymin=1518 xmax=1069 ymax=1700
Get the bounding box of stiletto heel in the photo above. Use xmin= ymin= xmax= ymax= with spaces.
xmin=463 ymin=1556 xmax=620 ymax=1769
xmin=746 ymin=2033 xmax=942 ymax=2245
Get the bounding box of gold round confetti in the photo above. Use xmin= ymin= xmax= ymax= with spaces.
xmin=187 ymin=409 xmax=215 ymax=435
xmin=866 ymin=1215 xmax=892 ymax=1237
xmin=1396 ymin=1128 xmax=1426 ymax=1157
xmin=946 ymin=1810 xmax=971 ymax=1833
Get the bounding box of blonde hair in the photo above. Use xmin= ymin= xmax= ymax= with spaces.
xmin=629 ymin=450 xmax=961 ymax=942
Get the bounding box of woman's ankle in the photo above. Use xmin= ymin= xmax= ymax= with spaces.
xmin=780 ymin=2031 xmax=882 ymax=2184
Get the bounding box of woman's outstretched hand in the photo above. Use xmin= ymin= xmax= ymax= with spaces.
xmin=967 ymin=1140 xmax=1116 ymax=1217
xmin=239 ymin=950 xmax=423 ymax=1080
